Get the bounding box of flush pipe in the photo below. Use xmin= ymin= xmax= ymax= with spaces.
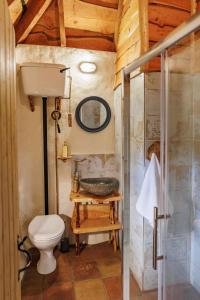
xmin=54 ymin=101 xmax=59 ymax=215
xmin=42 ymin=97 xmax=49 ymax=215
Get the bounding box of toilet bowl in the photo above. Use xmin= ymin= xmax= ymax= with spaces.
xmin=28 ymin=214 xmax=65 ymax=274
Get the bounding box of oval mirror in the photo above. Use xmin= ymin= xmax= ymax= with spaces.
xmin=75 ymin=96 xmax=111 ymax=133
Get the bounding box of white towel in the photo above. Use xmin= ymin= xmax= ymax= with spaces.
xmin=136 ymin=153 xmax=161 ymax=227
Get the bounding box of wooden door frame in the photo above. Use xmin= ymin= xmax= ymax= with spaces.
xmin=0 ymin=0 xmax=20 ymax=299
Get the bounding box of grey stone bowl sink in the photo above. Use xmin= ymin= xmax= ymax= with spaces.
xmin=80 ymin=177 xmax=119 ymax=196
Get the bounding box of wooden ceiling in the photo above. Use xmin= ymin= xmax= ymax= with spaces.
xmin=8 ymin=0 xmax=119 ymax=52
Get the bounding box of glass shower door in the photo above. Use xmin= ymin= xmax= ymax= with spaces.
xmin=164 ymin=34 xmax=200 ymax=300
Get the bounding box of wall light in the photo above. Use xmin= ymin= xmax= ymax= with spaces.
xmin=79 ymin=62 xmax=97 ymax=73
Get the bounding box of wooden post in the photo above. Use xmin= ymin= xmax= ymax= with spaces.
xmin=58 ymin=0 xmax=66 ymax=47
xmin=0 ymin=0 xmax=20 ymax=299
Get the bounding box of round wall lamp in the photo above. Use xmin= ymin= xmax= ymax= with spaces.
xmin=79 ymin=62 xmax=97 ymax=73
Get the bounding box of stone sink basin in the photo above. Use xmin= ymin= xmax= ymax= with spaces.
xmin=79 ymin=177 xmax=119 ymax=196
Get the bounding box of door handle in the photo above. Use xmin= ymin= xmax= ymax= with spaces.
xmin=153 ymin=207 xmax=164 ymax=270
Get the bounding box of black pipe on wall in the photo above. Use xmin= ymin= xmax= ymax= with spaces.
xmin=42 ymin=97 xmax=49 ymax=215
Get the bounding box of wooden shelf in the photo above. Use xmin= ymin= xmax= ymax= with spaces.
xmin=57 ymin=155 xmax=72 ymax=161
xmin=70 ymin=190 xmax=122 ymax=255
xmin=72 ymin=218 xmax=122 ymax=234
xmin=70 ymin=191 xmax=121 ymax=203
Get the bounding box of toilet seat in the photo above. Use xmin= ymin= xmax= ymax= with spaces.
xmin=28 ymin=214 xmax=65 ymax=242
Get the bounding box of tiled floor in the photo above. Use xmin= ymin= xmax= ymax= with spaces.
xmin=22 ymin=243 xmax=122 ymax=300
xmin=130 ymin=273 xmax=157 ymax=300
xmin=21 ymin=243 xmax=200 ymax=300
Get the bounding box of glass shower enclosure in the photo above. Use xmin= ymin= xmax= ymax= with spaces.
xmin=122 ymin=13 xmax=200 ymax=300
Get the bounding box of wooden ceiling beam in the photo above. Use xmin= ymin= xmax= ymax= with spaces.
xmin=80 ymin=0 xmax=118 ymax=9
xmin=15 ymin=0 xmax=52 ymax=43
xmin=63 ymin=0 xmax=117 ymax=35
xmin=8 ymin=0 xmax=29 ymax=24
xmin=57 ymin=0 xmax=66 ymax=46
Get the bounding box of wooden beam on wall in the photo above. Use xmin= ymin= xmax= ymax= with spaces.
xmin=139 ymin=0 xmax=149 ymax=54
xmin=114 ymin=0 xmax=123 ymax=46
xmin=8 ymin=0 xmax=29 ymax=24
xmin=57 ymin=0 xmax=66 ymax=46
xmin=15 ymin=0 xmax=52 ymax=43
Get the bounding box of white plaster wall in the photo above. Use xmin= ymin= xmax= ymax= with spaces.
xmin=16 ymin=45 xmax=115 ymax=155
xmin=17 ymin=82 xmax=45 ymax=236
xmin=16 ymin=45 xmax=117 ymax=243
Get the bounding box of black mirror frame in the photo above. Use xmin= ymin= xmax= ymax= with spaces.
xmin=75 ymin=96 xmax=111 ymax=133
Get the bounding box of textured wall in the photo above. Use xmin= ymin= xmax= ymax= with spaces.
xmin=16 ymin=45 xmax=115 ymax=155
xmin=16 ymin=45 xmax=117 ymax=244
xmin=113 ymin=73 xmax=160 ymax=291
xmin=129 ymin=72 xmax=160 ymax=291
xmin=129 ymin=73 xmax=145 ymax=290
xmin=190 ymin=73 xmax=200 ymax=293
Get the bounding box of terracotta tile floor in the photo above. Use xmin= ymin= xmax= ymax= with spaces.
xmin=21 ymin=243 xmax=200 ymax=300
xmin=22 ymin=243 xmax=122 ymax=300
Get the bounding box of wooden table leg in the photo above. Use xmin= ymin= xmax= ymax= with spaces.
xmin=76 ymin=203 xmax=80 ymax=228
xmin=112 ymin=230 xmax=117 ymax=252
xmin=116 ymin=230 xmax=120 ymax=250
xmin=75 ymin=234 xmax=80 ymax=256
xmin=113 ymin=202 xmax=116 ymax=224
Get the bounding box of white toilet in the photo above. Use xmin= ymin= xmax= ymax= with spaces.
xmin=28 ymin=214 xmax=65 ymax=274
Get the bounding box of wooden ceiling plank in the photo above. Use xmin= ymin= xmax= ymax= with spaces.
xmin=64 ymin=0 xmax=117 ymax=22
xmin=65 ymin=27 xmax=113 ymax=39
xmin=63 ymin=0 xmax=117 ymax=34
xmin=65 ymin=17 xmax=115 ymax=34
xmin=15 ymin=0 xmax=52 ymax=43
xmin=80 ymin=0 xmax=118 ymax=9
xmin=57 ymin=0 xmax=66 ymax=46
xmin=148 ymin=0 xmax=191 ymax=12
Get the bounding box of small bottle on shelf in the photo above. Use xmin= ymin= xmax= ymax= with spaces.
xmin=62 ymin=141 xmax=68 ymax=159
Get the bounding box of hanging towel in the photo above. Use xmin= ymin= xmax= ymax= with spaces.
xmin=136 ymin=153 xmax=161 ymax=227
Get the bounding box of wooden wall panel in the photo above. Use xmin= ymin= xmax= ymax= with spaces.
xmin=114 ymin=0 xmax=193 ymax=87
xmin=114 ymin=0 xmax=141 ymax=88
xmin=0 ymin=1 xmax=20 ymax=300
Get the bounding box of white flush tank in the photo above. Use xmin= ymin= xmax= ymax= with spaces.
xmin=20 ymin=63 xmax=68 ymax=97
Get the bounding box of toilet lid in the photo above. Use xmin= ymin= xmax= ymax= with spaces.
xmin=28 ymin=215 xmax=65 ymax=241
